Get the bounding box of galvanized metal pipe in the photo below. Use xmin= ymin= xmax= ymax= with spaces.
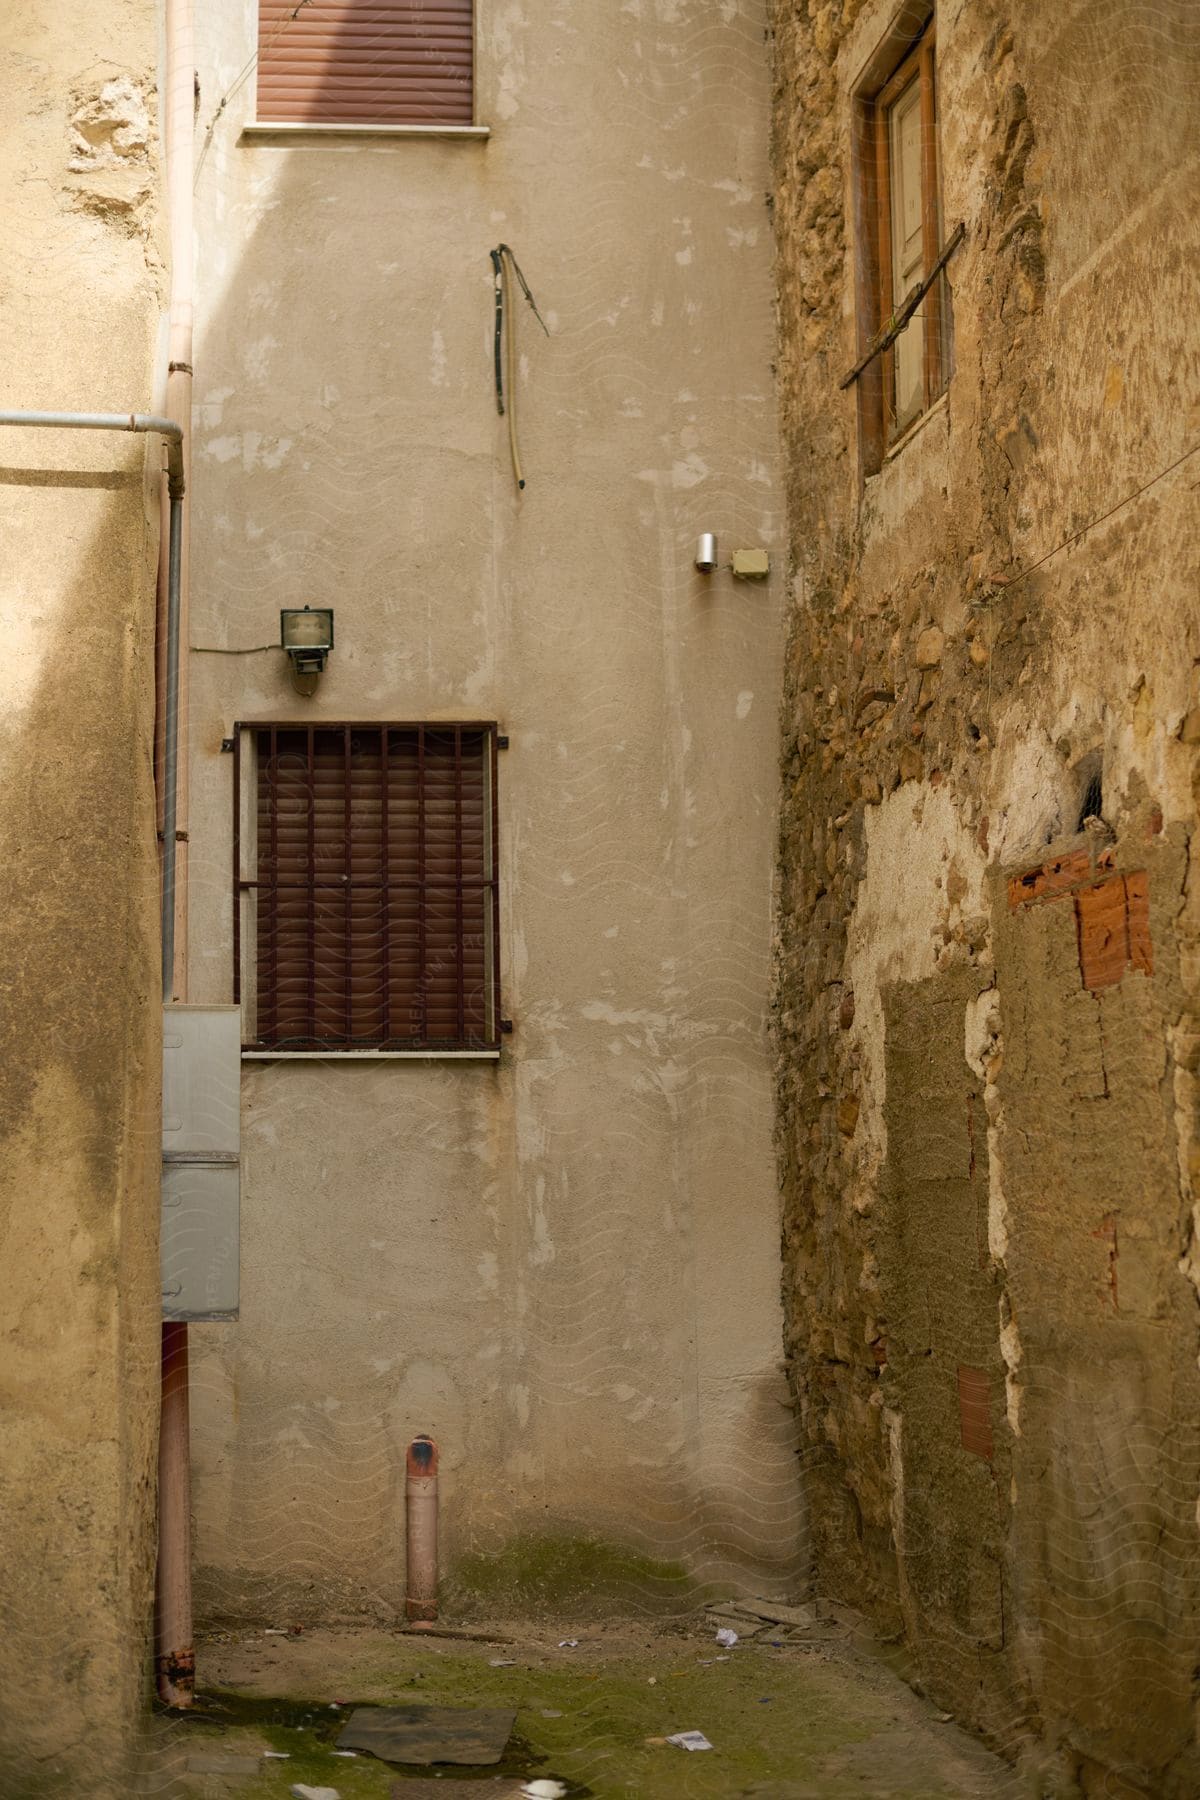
xmin=0 ymin=410 xmax=185 ymax=994
xmin=161 ymin=491 xmax=184 ymax=997
xmin=0 ymin=411 xmax=184 ymax=501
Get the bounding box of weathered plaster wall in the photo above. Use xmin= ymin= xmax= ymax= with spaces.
xmin=771 ymin=0 xmax=1200 ymax=1791
xmin=0 ymin=4 xmax=165 ymax=1790
xmin=185 ymin=0 xmax=804 ymax=1619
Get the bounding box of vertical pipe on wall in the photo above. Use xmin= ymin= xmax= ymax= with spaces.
xmin=155 ymin=1322 xmax=194 ymax=1702
xmin=155 ymin=0 xmax=196 ymax=1710
xmin=405 ymin=1436 xmax=439 ymax=1625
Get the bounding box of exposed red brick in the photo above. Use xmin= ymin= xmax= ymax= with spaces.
xmin=957 ymin=1365 xmax=994 ymax=1460
xmin=1147 ymin=804 xmax=1163 ymax=838
xmin=1008 ymin=845 xmax=1114 ymax=910
xmin=1091 ymin=1213 xmax=1118 ymax=1311
xmin=1075 ymin=871 xmax=1152 ymax=991
xmin=1076 ymin=876 xmax=1130 ymax=990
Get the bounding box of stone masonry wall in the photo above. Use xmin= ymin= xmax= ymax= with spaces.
xmin=770 ymin=1 xmax=1200 ymax=1793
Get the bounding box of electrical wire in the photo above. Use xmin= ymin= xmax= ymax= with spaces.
xmin=193 ymin=0 xmax=314 ymax=189
xmin=503 ymin=252 xmax=524 ymax=490
xmin=488 ymin=245 xmax=548 ymax=491
xmin=190 ymin=643 xmax=275 ymax=653
xmin=990 ymin=441 xmax=1198 ymax=589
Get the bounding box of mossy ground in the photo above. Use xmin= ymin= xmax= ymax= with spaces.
xmin=445 ymin=1533 xmax=700 ymax=1620
xmin=138 ymin=1619 xmax=1014 ymax=1799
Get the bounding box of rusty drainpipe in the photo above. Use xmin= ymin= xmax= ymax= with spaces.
xmin=155 ymin=0 xmax=197 ymax=1709
xmin=405 ymin=1436 xmax=439 ymax=1626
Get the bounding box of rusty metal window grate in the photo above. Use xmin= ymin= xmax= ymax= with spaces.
xmin=234 ymin=723 xmax=500 ymax=1053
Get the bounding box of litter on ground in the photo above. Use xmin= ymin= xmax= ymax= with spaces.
xmin=667 ymin=1730 xmax=713 ymax=1751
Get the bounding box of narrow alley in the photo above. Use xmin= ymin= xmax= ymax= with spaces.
xmin=2 ymin=3 xmax=1198 ymax=1799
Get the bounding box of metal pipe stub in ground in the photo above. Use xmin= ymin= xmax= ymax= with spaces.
xmin=405 ymin=1435 xmax=439 ymax=1626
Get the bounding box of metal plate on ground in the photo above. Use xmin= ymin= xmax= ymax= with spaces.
xmin=337 ymin=1705 xmax=517 ymax=1765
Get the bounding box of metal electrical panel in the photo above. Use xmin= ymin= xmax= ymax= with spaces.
xmin=162 ymin=1005 xmax=240 ymax=1321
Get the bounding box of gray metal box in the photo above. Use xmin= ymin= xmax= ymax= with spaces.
xmin=162 ymin=1005 xmax=240 ymax=1321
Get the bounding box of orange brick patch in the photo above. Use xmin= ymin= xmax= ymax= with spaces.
xmin=1007 ymin=846 xmax=1114 ymax=910
xmin=1009 ymin=851 xmax=1152 ymax=991
xmin=1075 ymin=873 xmax=1153 ymax=991
xmin=957 ymin=1365 xmax=994 ymax=1460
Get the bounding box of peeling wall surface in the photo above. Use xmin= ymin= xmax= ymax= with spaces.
xmin=186 ymin=1 xmax=804 ymax=1616
xmin=0 ymin=3 xmax=164 ymax=1791
xmin=771 ymin=0 xmax=1200 ymax=1792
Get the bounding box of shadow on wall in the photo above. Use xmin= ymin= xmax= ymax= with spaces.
xmin=0 ymin=392 xmax=163 ymax=1786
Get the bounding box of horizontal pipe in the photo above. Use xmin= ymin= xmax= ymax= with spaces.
xmin=0 ymin=410 xmax=184 ymax=497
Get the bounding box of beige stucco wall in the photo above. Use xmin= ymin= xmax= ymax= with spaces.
xmin=772 ymin=0 xmax=1200 ymax=1790
xmin=0 ymin=3 xmax=165 ymax=1791
xmin=186 ymin=0 xmax=803 ymax=1618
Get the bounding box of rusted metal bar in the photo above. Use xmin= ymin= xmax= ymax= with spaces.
xmin=344 ymin=724 xmax=353 ymax=1042
xmin=490 ymin=726 xmax=501 ymax=1042
xmin=381 ymin=727 xmax=391 ymax=1042
xmin=417 ymin=726 xmax=427 ymax=1042
xmin=454 ymin=726 xmax=465 ymax=1043
xmin=840 ymin=220 xmax=964 ymax=391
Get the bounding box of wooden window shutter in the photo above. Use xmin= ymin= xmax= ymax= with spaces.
xmin=257 ymin=1 xmax=474 ymax=127
xmin=241 ymin=724 xmax=499 ymax=1051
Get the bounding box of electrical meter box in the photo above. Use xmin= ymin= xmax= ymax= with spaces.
xmin=162 ymin=1005 xmax=240 ymax=1321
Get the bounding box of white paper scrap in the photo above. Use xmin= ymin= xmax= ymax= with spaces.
xmin=715 ymin=1627 xmax=738 ymax=1648
xmin=557 ymin=1638 xmax=579 ymax=1649
xmin=667 ymin=1731 xmax=713 ymax=1752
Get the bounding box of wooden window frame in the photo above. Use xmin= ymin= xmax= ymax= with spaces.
xmin=233 ymin=721 xmax=502 ymax=1058
xmin=253 ymin=0 xmax=479 ymax=132
xmin=852 ymin=9 xmax=949 ymax=475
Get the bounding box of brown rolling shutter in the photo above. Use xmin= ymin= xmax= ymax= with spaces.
xmin=245 ymin=724 xmax=498 ymax=1050
xmin=256 ymin=0 xmax=473 ymax=126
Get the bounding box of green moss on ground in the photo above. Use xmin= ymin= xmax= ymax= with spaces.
xmin=157 ymin=1633 xmax=993 ymax=1799
xmin=447 ymin=1532 xmax=700 ymax=1620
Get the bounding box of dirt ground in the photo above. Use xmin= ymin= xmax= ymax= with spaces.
xmin=133 ymin=1603 xmax=1023 ymax=1799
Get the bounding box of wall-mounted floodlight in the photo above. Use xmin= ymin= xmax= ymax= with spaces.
xmin=281 ymin=605 xmax=334 ymax=695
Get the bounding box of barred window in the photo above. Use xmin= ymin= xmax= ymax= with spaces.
xmin=852 ymin=11 xmax=952 ymax=471
xmin=235 ymin=724 xmax=500 ymax=1054
xmin=256 ymin=0 xmax=475 ymax=128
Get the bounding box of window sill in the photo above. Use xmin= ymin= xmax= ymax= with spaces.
xmin=882 ymin=390 xmax=949 ymax=464
xmin=242 ymin=1048 xmax=500 ymax=1060
xmin=242 ymin=122 xmax=490 ymax=143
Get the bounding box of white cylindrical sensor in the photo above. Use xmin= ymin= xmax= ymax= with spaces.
xmin=695 ymin=532 xmax=717 ymax=572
